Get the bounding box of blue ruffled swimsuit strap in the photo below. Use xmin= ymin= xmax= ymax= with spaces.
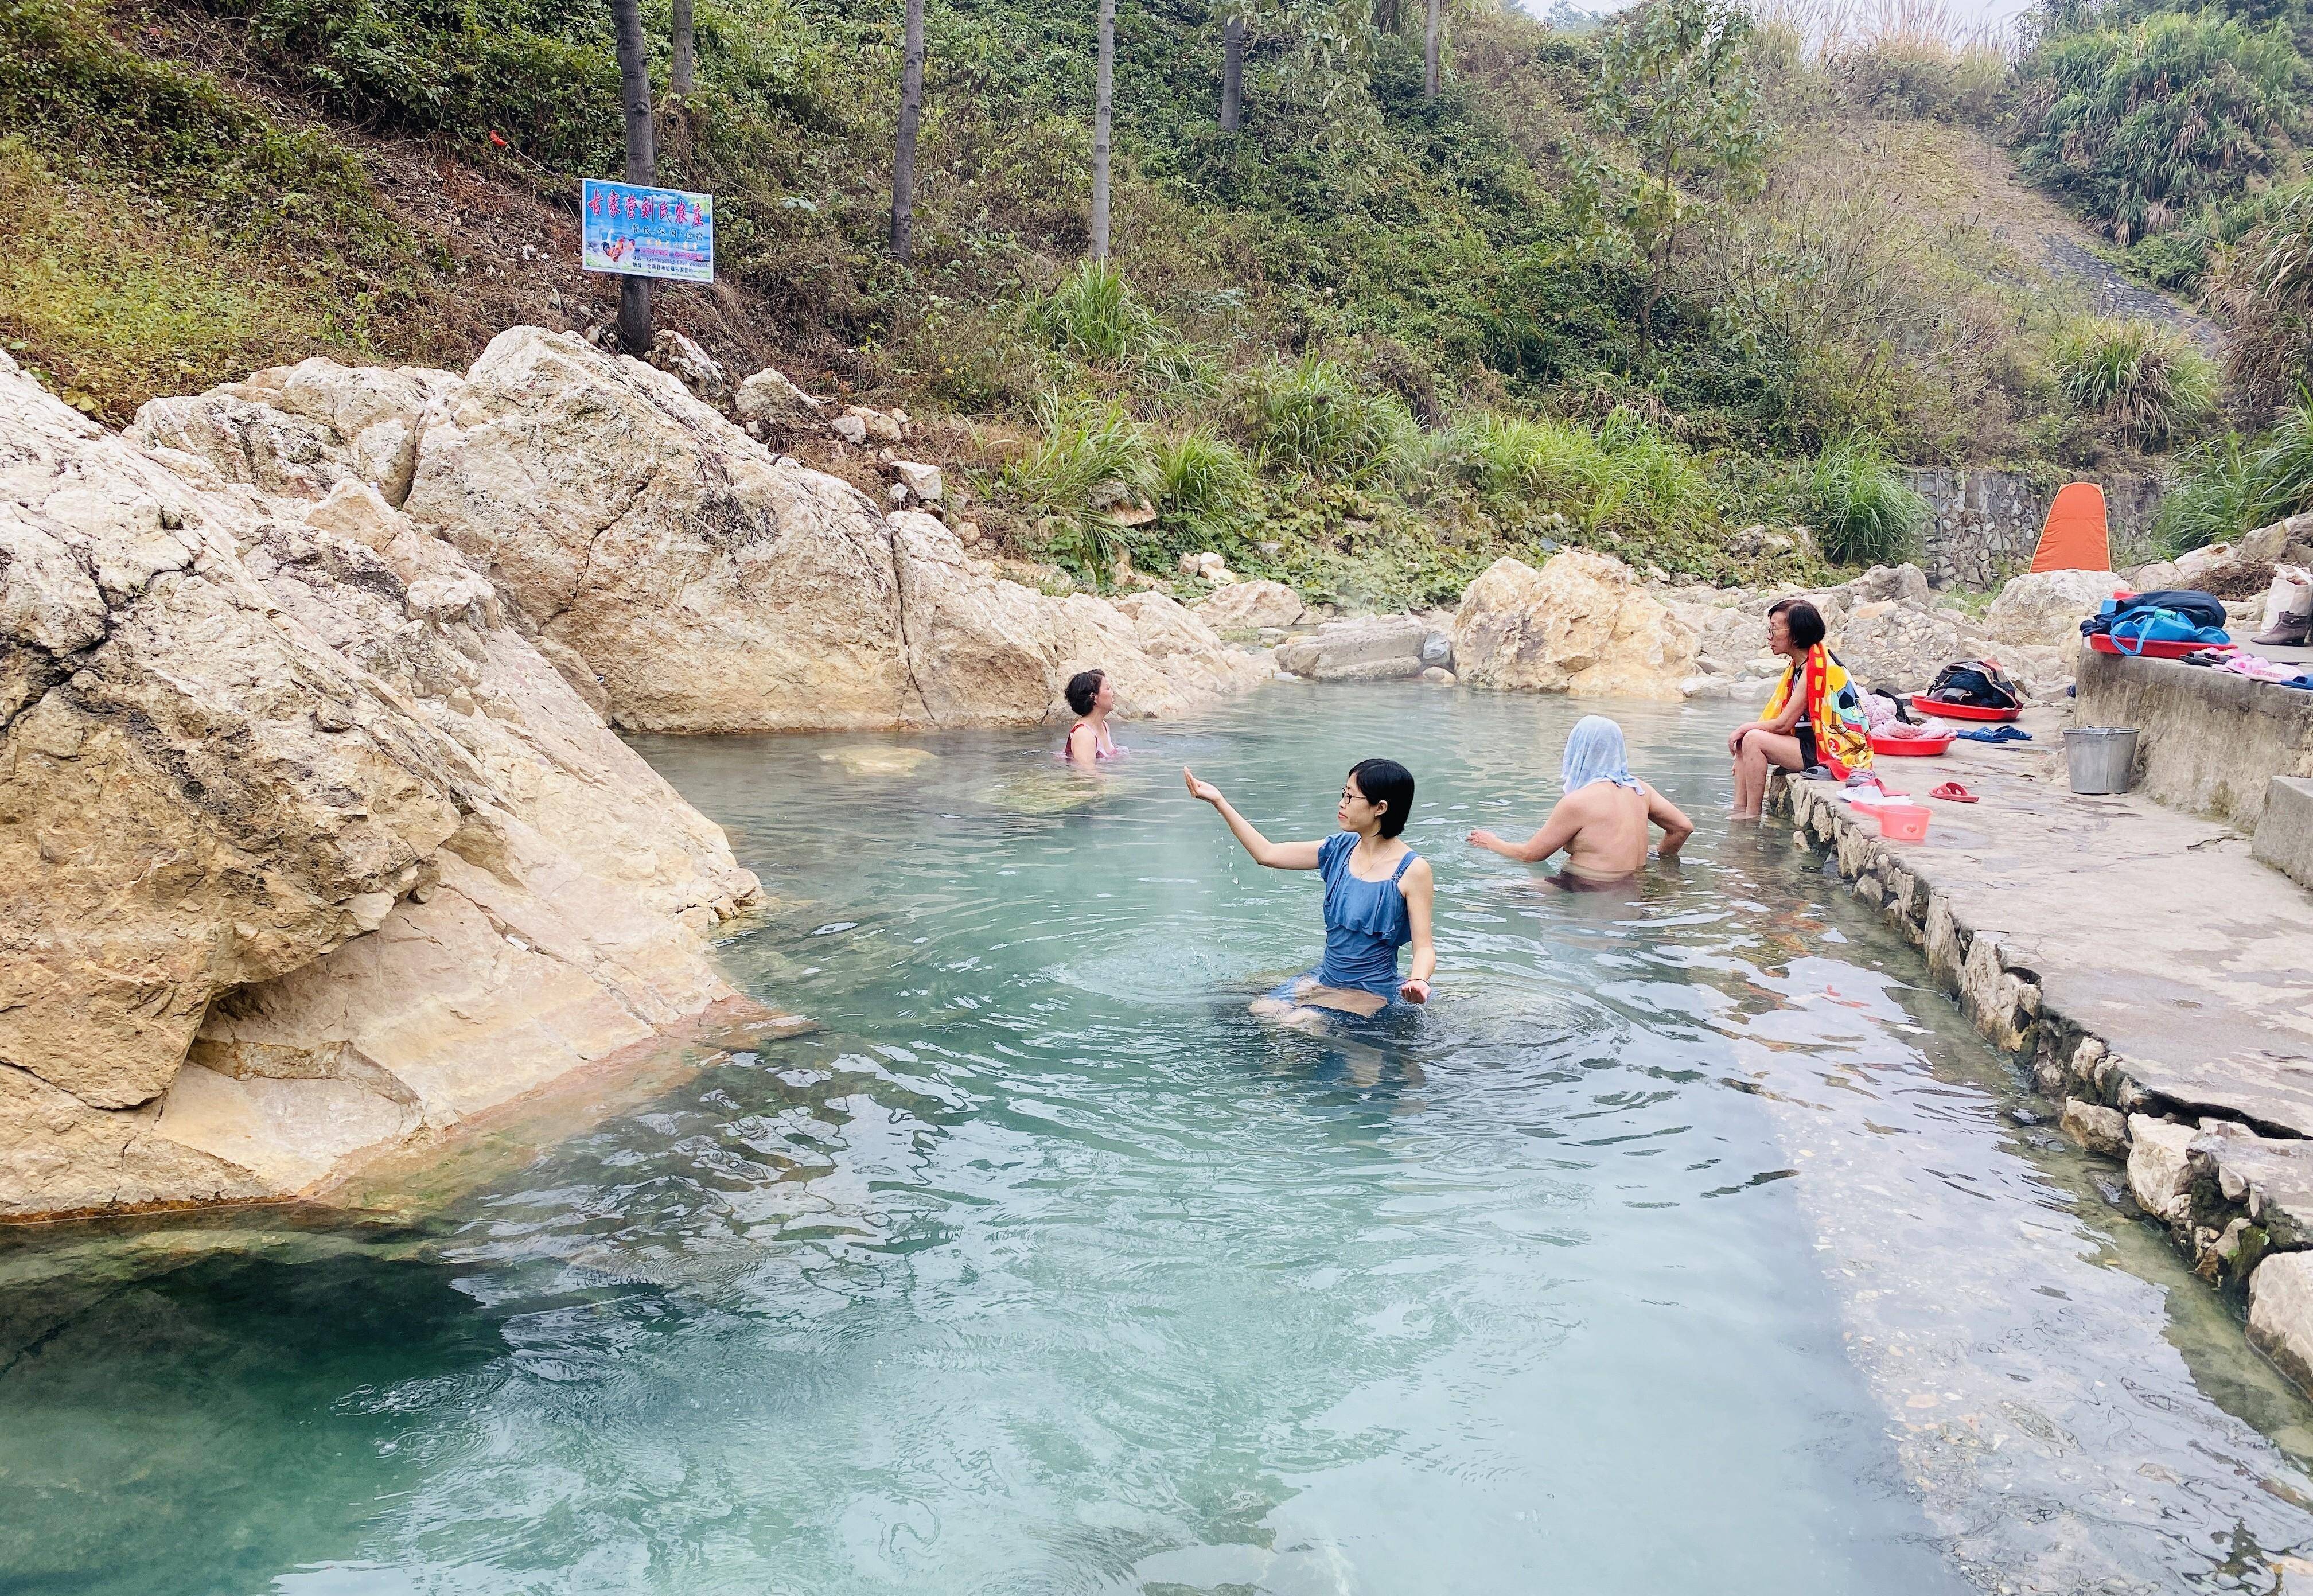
xmin=1317 ymin=834 xmax=1417 ymax=997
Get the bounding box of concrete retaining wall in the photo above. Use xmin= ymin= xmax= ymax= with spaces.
xmin=2256 ymin=777 xmax=2313 ymax=891
xmin=1899 ymin=468 xmax=2164 ymax=591
xmin=2075 ymin=651 xmax=2313 ymax=832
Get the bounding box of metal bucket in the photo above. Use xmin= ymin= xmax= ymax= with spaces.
xmin=2064 ymin=727 xmax=2139 ymax=795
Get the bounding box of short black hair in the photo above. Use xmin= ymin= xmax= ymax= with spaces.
xmin=1347 ymin=758 xmax=1415 ymax=839
xmin=1775 ymin=600 xmax=1827 ymax=650
xmin=1065 ymin=669 xmax=1105 ymax=717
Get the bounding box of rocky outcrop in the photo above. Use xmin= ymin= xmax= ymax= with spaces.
xmin=1197 ymin=579 xmax=1305 ymax=632
xmin=1275 ymin=614 xmax=1450 ymax=682
xmin=1981 ymin=568 xmax=2117 ymax=650
xmin=141 ymin=327 xmax=1263 ymax=734
xmin=1455 ymin=550 xmax=1697 ymax=699
xmin=131 ymin=357 xmax=464 ymax=508
xmin=3 ymin=348 xmax=763 ymax=1221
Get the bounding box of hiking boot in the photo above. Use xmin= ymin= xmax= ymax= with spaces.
xmin=2252 ymin=609 xmax=2310 ymax=647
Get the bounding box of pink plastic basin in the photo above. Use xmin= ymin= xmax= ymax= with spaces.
xmin=1876 ymin=803 xmax=1931 ymax=842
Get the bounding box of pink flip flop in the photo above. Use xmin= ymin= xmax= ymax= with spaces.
xmin=1930 ymin=782 xmax=1977 ymax=804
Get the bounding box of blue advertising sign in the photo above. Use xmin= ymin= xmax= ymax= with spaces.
xmin=582 ymin=178 xmax=715 ymax=283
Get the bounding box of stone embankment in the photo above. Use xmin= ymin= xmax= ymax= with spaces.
xmin=1767 ymin=702 xmax=2313 ymax=1394
xmin=2 ymin=328 xmax=1272 ymax=1222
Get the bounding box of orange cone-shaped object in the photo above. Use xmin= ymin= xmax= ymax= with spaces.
xmin=2029 ymin=482 xmax=2111 ymax=573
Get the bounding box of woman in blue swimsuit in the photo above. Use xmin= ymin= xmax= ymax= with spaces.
xmin=1183 ymin=758 xmax=1436 ymax=1018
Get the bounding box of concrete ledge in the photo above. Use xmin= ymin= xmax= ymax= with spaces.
xmin=2076 ymin=650 xmax=2313 ymax=830
xmin=1771 ymin=745 xmax=2313 ymax=1392
xmin=2254 ymin=776 xmax=2313 ymax=891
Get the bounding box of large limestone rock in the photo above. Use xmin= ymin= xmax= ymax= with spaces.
xmin=1 ymin=348 xmax=760 ymax=1220
xmin=130 ymin=357 xmax=463 ymax=507
xmin=2249 ymin=1254 xmax=2313 ymax=1396
xmin=1197 ymin=578 xmax=1305 ymax=632
xmin=1275 ymin=615 xmax=1439 ymax=682
xmin=1982 ymin=568 xmax=2118 ymax=649
xmin=385 ymin=327 xmax=1260 ymax=731
xmin=2127 ymin=1115 xmax=2198 ymax=1222
xmin=734 ymin=364 xmax=824 ymax=429
xmin=1831 ymin=599 xmax=2067 ymax=698
xmin=1454 ymin=550 xmax=1698 ymax=699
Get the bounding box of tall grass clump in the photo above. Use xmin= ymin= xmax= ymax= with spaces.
xmin=2050 ymin=318 xmax=2217 ymax=450
xmin=1154 ymin=427 xmax=1255 ymax=527
xmin=2155 ymin=396 xmax=2313 ymax=552
xmin=2207 ymin=184 xmax=2313 ymax=414
xmin=1001 ymin=392 xmax=1160 ymax=516
xmin=1446 ymin=408 xmax=1716 ymax=534
xmin=2012 ymin=8 xmax=2299 ymax=245
xmin=1805 ymin=435 xmax=1927 ymax=565
xmin=1243 ymin=356 xmax=1416 ymax=481
xmin=1030 ymin=260 xmax=1161 ymax=365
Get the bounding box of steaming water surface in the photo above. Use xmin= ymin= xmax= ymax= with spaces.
xmin=6 ymin=686 xmax=2313 ymax=1594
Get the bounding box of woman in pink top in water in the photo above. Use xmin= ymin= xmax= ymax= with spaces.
xmin=1062 ymin=669 xmax=1119 ymax=770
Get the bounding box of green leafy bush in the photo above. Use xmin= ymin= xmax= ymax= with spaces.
xmin=2158 ymin=398 xmax=2313 ymax=551
xmin=1243 ymin=355 xmax=1416 ymax=480
xmin=2049 ymin=318 xmax=2216 ymax=450
xmin=1805 ymin=436 xmax=1927 ymax=566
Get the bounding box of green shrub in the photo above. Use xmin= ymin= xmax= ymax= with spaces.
xmin=1031 ymin=260 xmax=1161 ymax=365
xmin=1805 ymin=437 xmax=1927 ymax=566
xmin=2049 ymin=318 xmax=2217 ymax=450
xmin=2152 ymin=435 xmax=2260 ymax=555
xmin=2013 ymin=10 xmax=2300 ymax=245
xmin=1243 ymin=355 xmax=1416 ymax=480
xmin=1444 ymin=407 xmax=1718 ymax=537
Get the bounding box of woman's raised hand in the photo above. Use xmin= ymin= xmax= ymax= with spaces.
xmin=1466 ymin=828 xmax=1501 ymax=851
xmin=1183 ymin=765 xmax=1223 ymax=806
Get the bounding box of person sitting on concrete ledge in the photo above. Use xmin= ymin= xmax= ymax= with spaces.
xmin=1467 ymin=715 xmax=1692 ymax=882
xmin=1728 ymin=598 xmax=1874 ymax=819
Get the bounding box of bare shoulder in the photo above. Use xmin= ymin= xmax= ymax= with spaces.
xmin=1400 ymin=851 xmax=1435 ymax=885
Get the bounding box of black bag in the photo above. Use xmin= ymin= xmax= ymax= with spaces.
xmin=2081 ymin=589 xmax=2227 ymax=636
xmin=1925 ymin=659 xmax=2022 ymax=711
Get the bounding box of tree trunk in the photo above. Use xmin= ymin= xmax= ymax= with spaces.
xmin=1219 ymin=13 xmax=1243 ymax=132
xmin=1423 ymin=0 xmax=1440 ymax=99
xmin=611 ymin=0 xmax=656 ymax=354
xmin=891 ymin=0 xmax=926 ymax=259
xmin=1090 ymin=0 xmax=1115 ymax=260
xmin=670 ymin=0 xmax=695 ymax=99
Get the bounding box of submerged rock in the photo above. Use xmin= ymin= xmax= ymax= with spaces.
xmin=1275 ymin=614 xmax=1437 ymax=682
xmin=0 ymin=347 xmax=762 ymax=1220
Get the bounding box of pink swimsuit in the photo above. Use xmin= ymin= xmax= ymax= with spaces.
xmin=1061 ymin=721 xmax=1119 ymax=762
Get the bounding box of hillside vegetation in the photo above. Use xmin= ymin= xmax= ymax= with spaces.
xmin=0 ymin=0 xmax=2273 ymax=602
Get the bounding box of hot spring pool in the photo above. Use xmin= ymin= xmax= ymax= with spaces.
xmin=6 ymin=684 xmax=2313 ymax=1594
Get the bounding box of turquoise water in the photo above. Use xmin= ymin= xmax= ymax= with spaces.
xmin=6 ymin=685 xmax=2313 ymax=1594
